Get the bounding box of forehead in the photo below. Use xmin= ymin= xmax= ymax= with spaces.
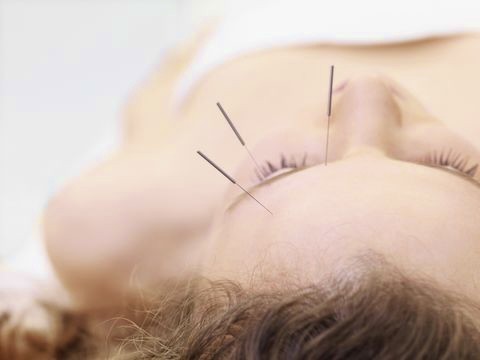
xmin=207 ymin=157 xmax=480 ymax=293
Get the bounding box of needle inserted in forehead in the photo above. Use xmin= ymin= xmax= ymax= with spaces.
xmin=197 ymin=150 xmax=273 ymax=215
xmin=216 ymin=102 xmax=263 ymax=176
xmin=325 ymin=65 xmax=335 ymax=166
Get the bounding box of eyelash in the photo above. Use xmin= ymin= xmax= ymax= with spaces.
xmin=254 ymin=149 xmax=479 ymax=183
xmin=423 ymin=149 xmax=479 ymax=178
xmin=255 ymin=153 xmax=309 ymax=182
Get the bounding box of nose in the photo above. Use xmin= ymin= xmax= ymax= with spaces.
xmin=332 ymin=75 xmax=402 ymax=155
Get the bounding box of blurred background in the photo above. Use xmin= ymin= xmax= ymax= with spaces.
xmin=0 ymin=0 xmax=242 ymax=260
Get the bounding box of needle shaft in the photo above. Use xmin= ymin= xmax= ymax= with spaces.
xmin=197 ymin=150 xmax=236 ymax=184
xmin=217 ymin=102 xmax=245 ymax=145
xmin=197 ymin=150 xmax=272 ymax=215
xmin=236 ymin=183 xmax=273 ymax=215
xmin=325 ymin=65 xmax=335 ymax=166
xmin=217 ymin=102 xmax=264 ymax=176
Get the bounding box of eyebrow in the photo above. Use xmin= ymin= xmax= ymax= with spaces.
xmin=225 ymin=163 xmax=480 ymax=214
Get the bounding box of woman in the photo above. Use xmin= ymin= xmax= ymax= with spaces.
xmin=3 ymin=1 xmax=480 ymax=358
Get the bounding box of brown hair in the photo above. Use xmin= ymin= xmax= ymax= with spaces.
xmin=89 ymin=256 xmax=480 ymax=360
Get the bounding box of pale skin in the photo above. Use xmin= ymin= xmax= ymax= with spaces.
xmin=3 ymin=32 xmax=480 ymax=356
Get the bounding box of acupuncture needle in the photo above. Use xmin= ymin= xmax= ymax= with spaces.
xmin=216 ymin=102 xmax=264 ymax=177
xmin=325 ymin=65 xmax=335 ymax=166
xmin=197 ymin=150 xmax=273 ymax=215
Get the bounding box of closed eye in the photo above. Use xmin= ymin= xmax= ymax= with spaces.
xmin=226 ymin=159 xmax=480 ymax=214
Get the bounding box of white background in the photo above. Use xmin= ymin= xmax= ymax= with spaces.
xmin=0 ymin=0 xmax=227 ymax=259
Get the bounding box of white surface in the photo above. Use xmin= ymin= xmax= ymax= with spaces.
xmin=0 ymin=0 xmax=226 ymax=260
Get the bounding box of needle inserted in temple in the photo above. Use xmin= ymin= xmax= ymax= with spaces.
xmin=197 ymin=150 xmax=273 ymax=215
xmin=325 ymin=65 xmax=335 ymax=166
xmin=216 ymin=102 xmax=263 ymax=176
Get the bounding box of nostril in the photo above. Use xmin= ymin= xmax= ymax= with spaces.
xmin=333 ymin=79 xmax=349 ymax=93
xmin=338 ymin=75 xmax=399 ymax=103
xmin=353 ymin=75 xmax=405 ymax=99
xmin=331 ymin=74 xmax=403 ymax=130
xmin=385 ymin=82 xmax=405 ymax=99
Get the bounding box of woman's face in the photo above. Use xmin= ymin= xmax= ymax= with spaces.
xmin=205 ymin=75 xmax=480 ymax=300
